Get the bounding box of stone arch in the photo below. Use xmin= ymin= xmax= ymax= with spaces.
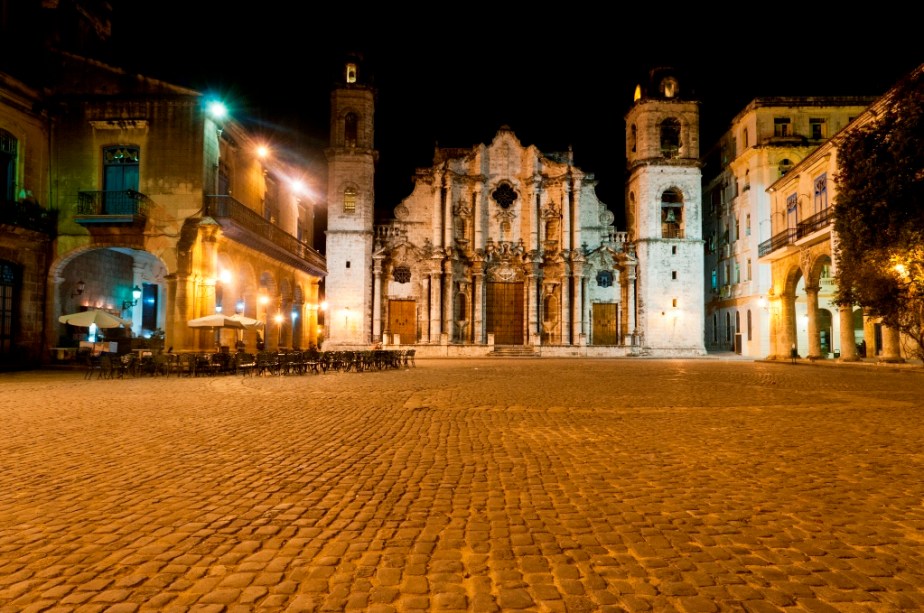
xmin=805 ymin=252 xmax=832 ymax=288
xmin=777 ymin=262 xmax=806 ymax=358
xmin=49 ymin=244 xmax=169 ymax=347
xmin=660 ymin=186 xmax=685 ymax=238
xmin=659 ymin=117 xmax=682 ymax=158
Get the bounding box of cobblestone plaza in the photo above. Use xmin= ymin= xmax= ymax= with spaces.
xmin=1 ymin=359 xmax=922 ymax=612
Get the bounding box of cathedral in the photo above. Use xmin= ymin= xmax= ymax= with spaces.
xmin=323 ymin=57 xmax=706 ymax=357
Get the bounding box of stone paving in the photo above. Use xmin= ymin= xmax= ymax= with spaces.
xmin=0 ymin=358 xmax=922 ymax=613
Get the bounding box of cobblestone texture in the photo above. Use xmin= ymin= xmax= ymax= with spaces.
xmin=0 ymin=359 xmax=922 ymax=612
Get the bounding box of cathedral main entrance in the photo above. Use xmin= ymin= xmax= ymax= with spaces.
xmin=486 ymin=282 xmax=524 ymax=345
xmin=388 ymin=299 xmax=417 ymax=345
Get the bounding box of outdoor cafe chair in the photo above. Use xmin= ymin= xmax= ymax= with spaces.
xmin=255 ymin=351 xmax=279 ymax=376
xmin=82 ymin=351 xmax=102 ymax=380
xmin=150 ymin=352 xmax=172 ymax=376
xmin=234 ymin=352 xmax=257 ymax=376
xmin=97 ymin=353 xmax=114 ymax=379
xmin=176 ymin=353 xmax=196 ymax=377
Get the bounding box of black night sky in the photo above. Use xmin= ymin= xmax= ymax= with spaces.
xmin=110 ymin=5 xmax=919 ymax=226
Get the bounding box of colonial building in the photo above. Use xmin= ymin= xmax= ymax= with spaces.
xmin=0 ymin=69 xmax=55 ymax=369
xmin=323 ymin=60 xmax=705 ymax=357
xmin=759 ymin=63 xmax=924 ymax=362
xmin=701 ymin=97 xmax=873 ymax=357
xmin=45 ymin=53 xmax=325 ymax=356
xmin=0 ymin=4 xmax=326 ymax=369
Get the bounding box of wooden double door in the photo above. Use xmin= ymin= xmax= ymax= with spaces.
xmin=388 ymin=300 xmax=417 ymax=344
xmin=486 ymin=282 xmax=524 ymax=345
xmin=592 ymin=303 xmax=619 ymax=345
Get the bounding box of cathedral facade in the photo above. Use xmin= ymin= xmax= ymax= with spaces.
xmin=324 ymin=58 xmax=706 ymax=357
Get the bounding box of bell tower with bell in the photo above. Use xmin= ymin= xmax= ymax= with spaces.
xmin=624 ymin=67 xmax=705 ymax=355
xmin=324 ymin=51 xmax=378 ymax=348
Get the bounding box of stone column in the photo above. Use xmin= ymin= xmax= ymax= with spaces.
xmin=780 ymin=292 xmax=797 ymax=359
xmin=766 ymin=293 xmax=781 ymax=359
xmin=372 ymin=257 xmax=383 ymax=343
xmin=430 ymin=269 xmax=442 ymax=343
xmin=165 ymin=273 xmax=181 ymax=351
xmin=570 ymin=176 xmax=581 ymax=252
xmin=421 ymin=275 xmax=431 ymax=344
xmin=527 ymin=262 xmax=541 ymax=345
xmin=625 ymin=268 xmax=636 ymax=345
xmin=837 ymin=305 xmax=859 ymax=361
xmin=442 ymin=258 xmax=453 ymax=342
xmin=561 ymin=186 xmax=571 ymax=251
xmin=805 ymin=285 xmax=822 ymax=359
xmin=432 ymin=170 xmax=444 ymax=249
xmin=473 ymin=264 xmax=484 ymax=344
xmin=880 ymin=324 xmax=904 ymax=362
xmin=562 ymin=261 xmax=572 ymax=345
xmin=443 ymin=175 xmax=453 ymax=250
xmin=571 ymin=261 xmax=584 ymax=344
xmin=474 ymin=182 xmax=484 ymax=251
xmin=862 ymin=309 xmax=877 ymax=358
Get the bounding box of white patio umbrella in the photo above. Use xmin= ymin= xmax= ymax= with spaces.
xmin=228 ymin=313 xmax=263 ymax=330
xmin=187 ymin=313 xmax=246 ymax=349
xmin=186 ymin=313 xmax=246 ymax=329
xmin=59 ymin=309 xmax=132 ymax=329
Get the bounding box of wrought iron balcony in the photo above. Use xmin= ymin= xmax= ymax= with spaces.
xmin=758 ymin=208 xmax=834 ymax=258
xmin=75 ymin=190 xmax=148 ymax=225
xmin=758 ymin=228 xmax=797 ymax=257
xmin=0 ymin=199 xmax=58 ymax=235
xmin=205 ymin=195 xmax=326 ymax=276
xmin=796 ymin=207 xmax=833 ymax=238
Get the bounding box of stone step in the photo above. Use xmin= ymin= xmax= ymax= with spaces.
xmin=489 ymin=345 xmax=538 ymax=357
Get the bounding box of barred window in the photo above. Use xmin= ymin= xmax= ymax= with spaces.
xmin=393 ymin=265 xmax=411 ymax=283
xmin=814 ymin=173 xmax=828 ymax=213
xmin=596 ymin=270 xmax=612 ymax=288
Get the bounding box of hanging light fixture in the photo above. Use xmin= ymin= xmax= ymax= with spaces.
xmin=122 ymin=285 xmax=142 ymax=311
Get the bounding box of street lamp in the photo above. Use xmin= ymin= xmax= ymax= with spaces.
xmin=122 ymin=285 xmax=141 ymax=311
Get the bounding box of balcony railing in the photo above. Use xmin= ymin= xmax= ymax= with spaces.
xmin=758 ymin=209 xmax=834 ymax=258
xmin=797 ymin=207 xmax=833 ymax=238
xmin=661 ymin=227 xmax=685 ymax=239
xmin=0 ymin=199 xmax=58 ymax=235
xmin=758 ymin=228 xmax=797 ymax=257
xmin=75 ymin=190 xmax=148 ymax=224
xmin=205 ymin=195 xmax=326 ymax=276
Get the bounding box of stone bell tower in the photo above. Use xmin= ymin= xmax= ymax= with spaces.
xmin=624 ymin=67 xmax=706 ymax=355
xmin=324 ymin=52 xmax=377 ymax=348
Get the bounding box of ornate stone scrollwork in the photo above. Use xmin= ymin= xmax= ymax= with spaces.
xmin=799 ymin=247 xmax=813 ymax=278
